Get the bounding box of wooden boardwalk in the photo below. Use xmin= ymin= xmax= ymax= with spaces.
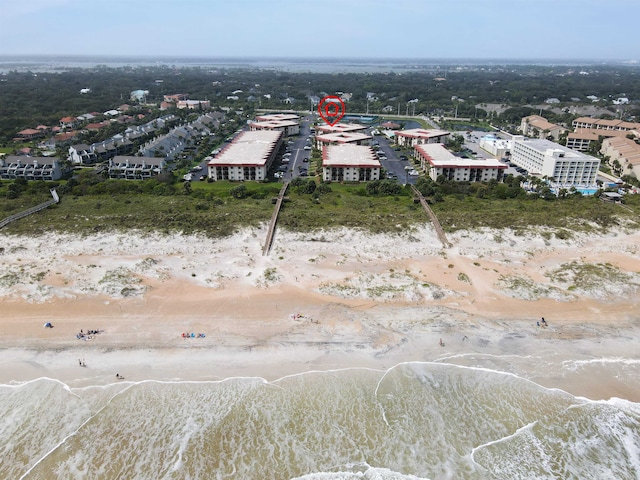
xmin=262 ymin=181 xmax=290 ymax=255
xmin=410 ymin=185 xmax=452 ymax=248
xmin=0 ymin=189 xmax=59 ymax=230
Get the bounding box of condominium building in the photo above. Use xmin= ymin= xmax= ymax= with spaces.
xmin=255 ymin=113 xmax=300 ymax=122
xmin=395 ymin=128 xmax=450 ymax=148
xmin=601 ymin=136 xmax=640 ymax=179
xmin=567 ymin=127 xmax=639 ymax=152
xmin=207 ymin=130 xmax=283 ymax=181
xmin=414 ymin=144 xmax=506 ymax=182
xmin=315 ymin=123 xmax=368 ymax=135
xmin=511 ymin=136 xmax=599 ymax=186
xmin=572 ymin=117 xmax=640 ymax=132
xmin=322 ymin=144 xmax=381 ymax=182
xmin=107 ymin=156 xmax=165 ymax=180
xmin=520 ymin=115 xmax=567 ymax=141
xmin=315 ymin=132 xmax=372 ymax=151
xmin=249 ymin=119 xmax=300 ymax=136
xmin=0 ymin=156 xmax=65 ymax=181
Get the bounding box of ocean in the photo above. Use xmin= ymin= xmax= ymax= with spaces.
xmin=2 ymin=359 xmax=639 ymax=480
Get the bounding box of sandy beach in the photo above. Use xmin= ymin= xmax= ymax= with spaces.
xmin=1 ymin=224 xmax=640 ymax=401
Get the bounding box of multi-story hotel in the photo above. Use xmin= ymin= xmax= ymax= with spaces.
xmin=414 ymin=144 xmax=506 ymax=182
xmin=511 ymin=136 xmax=599 ymax=186
xmin=207 ymin=130 xmax=283 ymax=181
xmin=321 ymin=144 xmax=381 ymax=182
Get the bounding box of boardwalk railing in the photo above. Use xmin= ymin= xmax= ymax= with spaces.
xmin=262 ymin=181 xmax=290 ymax=256
xmin=410 ymin=185 xmax=452 ymax=248
xmin=0 ymin=189 xmax=60 ymax=230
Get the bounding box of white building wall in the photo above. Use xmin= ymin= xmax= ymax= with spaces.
xmin=511 ymin=138 xmax=599 ymax=186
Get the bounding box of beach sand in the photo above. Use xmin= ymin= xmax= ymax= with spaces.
xmin=1 ymin=225 xmax=639 ymax=401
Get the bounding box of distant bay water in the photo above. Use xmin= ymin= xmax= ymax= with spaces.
xmin=0 ymin=55 xmax=636 ymax=74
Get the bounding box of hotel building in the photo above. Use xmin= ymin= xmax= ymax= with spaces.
xmin=511 ymin=136 xmax=599 ymax=186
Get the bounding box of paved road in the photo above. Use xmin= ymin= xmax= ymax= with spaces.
xmin=284 ymin=119 xmax=312 ymax=180
xmin=373 ymin=131 xmax=417 ymax=185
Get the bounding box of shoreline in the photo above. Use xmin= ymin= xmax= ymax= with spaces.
xmin=1 ymin=226 xmax=639 ymax=403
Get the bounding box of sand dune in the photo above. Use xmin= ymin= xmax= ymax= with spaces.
xmin=1 ymin=225 xmax=639 ymax=401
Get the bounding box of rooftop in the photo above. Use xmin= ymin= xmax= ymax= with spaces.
xmin=208 ymin=130 xmax=282 ymax=167
xmin=316 ymin=132 xmax=372 ymax=144
xmin=316 ymin=123 xmax=367 ymax=134
xmin=396 ymin=128 xmax=450 ymax=139
xmin=416 ymin=144 xmax=505 ymax=168
xmin=250 ymin=120 xmax=299 ymax=129
xmin=515 ymin=138 xmax=598 ymax=160
xmin=255 ymin=113 xmax=300 ymax=122
xmin=323 ymin=144 xmax=381 ymax=168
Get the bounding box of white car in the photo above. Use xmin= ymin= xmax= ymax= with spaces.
xmin=408 ymin=170 xmax=419 ymax=176
xmin=304 ymin=146 xmax=311 ymax=150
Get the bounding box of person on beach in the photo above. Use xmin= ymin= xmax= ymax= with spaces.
xmin=439 ymin=338 xmax=445 ymax=347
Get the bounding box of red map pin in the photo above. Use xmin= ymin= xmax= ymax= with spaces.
xmin=318 ymin=96 xmax=346 ymax=126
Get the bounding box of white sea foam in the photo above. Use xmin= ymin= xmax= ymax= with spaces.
xmin=2 ymin=364 xmax=639 ymax=479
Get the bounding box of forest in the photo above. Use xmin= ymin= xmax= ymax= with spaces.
xmin=1 ymin=63 xmax=639 ymax=141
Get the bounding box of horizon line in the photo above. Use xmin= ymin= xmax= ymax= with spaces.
xmin=0 ymin=54 xmax=638 ymax=64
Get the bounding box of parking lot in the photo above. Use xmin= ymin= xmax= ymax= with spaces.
xmin=461 ymin=130 xmax=524 ymax=177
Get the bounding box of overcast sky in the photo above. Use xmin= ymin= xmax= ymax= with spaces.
xmin=1 ymin=0 xmax=638 ymax=61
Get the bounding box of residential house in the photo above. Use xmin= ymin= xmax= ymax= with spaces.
xmin=15 ymin=128 xmax=42 ymax=141
xmin=60 ymin=116 xmax=79 ymax=129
